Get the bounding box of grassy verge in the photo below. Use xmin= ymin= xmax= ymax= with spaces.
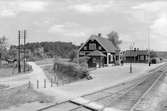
xmin=0 ymin=84 xmax=8 ymax=89
xmin=0 ymin=63 xmax=32 ymax=78
xmin=41 ymin=65 xmax=84 ymax=85
xmin=0 ymin=67 xmax=15 ymax=77
xmin=0 ymin=85 xmax=54 ymax=110
xmin=35 ymin=58 xmax=69 ymax=66
xmin=35 ymin=58 xmax=54 ymax=66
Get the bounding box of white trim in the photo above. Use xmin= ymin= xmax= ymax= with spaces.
xmin=107 ymin=53 xmax=109 ymax=65
xmin=78 ymin=37 xmax=91 ymax=52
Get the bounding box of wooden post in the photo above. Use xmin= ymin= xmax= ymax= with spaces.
xmin=51 ymin=78 xmax=53 ymax=87
xmin=37 ymin=80 xmax=39 ymax=88
xmin=28 ymin=81 xmax=31 ymax=88
xmin=44 ymin=79 xmax=46 ymax=88
xmin=62 ymin=76 xmax=64 ymax=86
xmin=107 ymin=53 xmax=109 ymax=66
xmin=23 ymin=30 xmax=26 ymax=72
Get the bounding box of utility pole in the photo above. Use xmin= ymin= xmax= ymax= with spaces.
xmin=148 ymin=22 xmax=151 ymax=66
xmin=18 ymin=30 xmax=27 ymax=73
xmin=24 ymin=30 xmax=26 ymax=72
xmin=18 ymin=30 xmax=21 ymax=73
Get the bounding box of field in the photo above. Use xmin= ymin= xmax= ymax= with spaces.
xmin=0 ymin=67 xmax=31 ymax=78
xmin=0 ymin=84 xmax=8 ymax=89
xmin=0 ymin=85 xmax=54 ymax=110
xmin=0 ymin=67 xmax=16 ymax=77
xmin=0 ymin=63 xmax=32 ymax=78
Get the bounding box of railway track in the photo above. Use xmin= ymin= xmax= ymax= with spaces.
xmin=38 ymin=63 xmax=167 ymax=111
xmin=105 ymin=70 xmax=165 ymax=111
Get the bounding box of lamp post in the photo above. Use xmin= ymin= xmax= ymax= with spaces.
xmin=143 ymin=10 xmax=151 ymax=66
xmin=148 ymin=24 xmax=151 ymax=66
xmin=129 ymin=42 xmax=134 ymax=73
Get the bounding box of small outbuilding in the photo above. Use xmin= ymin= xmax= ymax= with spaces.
xmin=123 ymin=49 xmax=149 ymax=63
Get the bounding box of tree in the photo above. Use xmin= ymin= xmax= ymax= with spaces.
xmin=69 ymin=50 xmax=78 ymax=62
xmin=8 ymin=47 xmax=17 ymax=59
xmin=107 ymin=31 xmax=122 ymax=49
xmin=0 ymin=36 xmax=8 ymax=67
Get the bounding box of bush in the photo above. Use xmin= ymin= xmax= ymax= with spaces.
xmin=53 ymin=60 xmax=89 ymax=79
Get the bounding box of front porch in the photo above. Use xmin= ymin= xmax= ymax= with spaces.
xmin=86 ymin=50 xmax=118 ymax=68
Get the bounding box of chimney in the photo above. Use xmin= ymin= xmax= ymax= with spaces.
xmin=98 ymin=33 xmax=101 ymax=37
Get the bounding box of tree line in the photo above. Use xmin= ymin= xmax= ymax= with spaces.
xmin=10 ymin=41 xmax=79 ymax=59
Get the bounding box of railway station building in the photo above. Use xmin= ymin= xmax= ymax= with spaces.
xmin=78 ymin=34 xmax=119 ymax=68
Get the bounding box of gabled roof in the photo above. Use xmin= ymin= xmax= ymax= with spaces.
xmin=79 ymin=34 xmax=118 ymax=52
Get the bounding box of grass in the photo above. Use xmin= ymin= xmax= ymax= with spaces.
xmin=0 ymin=63 xmax=32 ymax=78
xmin=0 ymin=67 xmax=31 ymax=78
xmin=0 ymin=85 xmax=54 ymax=110
xmin=0 ymin=84 xmax=8 ymax=89
xmin=37 ymin=58 xmax=87 ymax=85
xmin=41 ymin=65 xmax=83 ymax=85
xmin=35 ymin=58 xmax=70 ymax=66
xmin=0 ymin=67 xmax=15 ymax=77
xmin=35 ymin=58 xmax=55 ymax=65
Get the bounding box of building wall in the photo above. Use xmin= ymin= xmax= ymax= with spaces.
xmin=124 ymin=55 xmax=148 ymax=63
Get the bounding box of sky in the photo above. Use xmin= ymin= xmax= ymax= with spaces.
xmin=0 ymin=0 xmax=167 ymax=51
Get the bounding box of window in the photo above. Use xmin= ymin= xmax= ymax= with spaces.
xmin=98 ymin=46 xmax=102 ymax=50
xmin=89 ymin=43 xmax=96 ymax=50
xmin=79 ymin=52 xmax=85 ymax=56
xmin=84 ymin=46 xmax=87 ymax=50
xmin=140 ymin=56 xmax=144 ymax=60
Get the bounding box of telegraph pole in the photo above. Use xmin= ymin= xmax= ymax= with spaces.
xmin=148 ymin=21 xmax=151 ymax=66
xmin=18 ymin=30 xmax=21 ymax=73
xmin=18 ymin=30 xmax=27 ymax=73
xmin=24 ymin=30 xmax=26 ymax=72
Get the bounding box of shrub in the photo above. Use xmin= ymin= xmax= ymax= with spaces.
xmin=53 ymin=60 xmax=89 ymax=79
xmin=73 ymin=56 xmax=89 ymax=69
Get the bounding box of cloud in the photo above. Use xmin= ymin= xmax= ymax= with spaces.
xmin=132 ymin=1 xmax=167 ymax=50
xmin=69 ymin=1 xmax=113 ymax=13
xmin=133 ymin=1 xmax=167 ymax=36
xmin=48 ymin=22 xmax=89 ymax=45
xmin=151 ymin=13 xmax=167 ymax=36
xmin=0 ymin=9 xmax=16 ymax=17
xmin=0 ymin=1 xmax=48 ymax=17
xmin=48 ymin=24 xmax=65 ymax=33
xmin=48 ymin=22 xmax=87 ymax=37
xmin=132 ymin=1 xmax=167 ymax=13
